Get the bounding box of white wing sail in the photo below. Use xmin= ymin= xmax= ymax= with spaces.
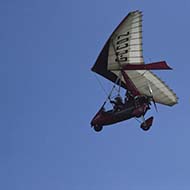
xmin=108 ymin=11 xmax=144 ymax=70
xmin=127 ymin=70 xmax=177 ymax=106
xmin=92 ymin=10 xmax=178 ymax=106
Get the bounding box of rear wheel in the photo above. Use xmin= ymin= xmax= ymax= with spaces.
xmin=140 ymin=123 xmax=151 ymax=131
xmin=94 ymin=125 xmax=103 ymax=132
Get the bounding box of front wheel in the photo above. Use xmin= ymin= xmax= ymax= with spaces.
xmin=94 ymin=125 xmax=103 ymax=132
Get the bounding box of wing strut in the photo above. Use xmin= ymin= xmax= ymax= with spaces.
xmin=98 ymin=72 xmax=123 ymax=108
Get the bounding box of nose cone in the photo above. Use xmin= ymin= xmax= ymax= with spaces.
xmin=91 ymin=112 xmax=102 ymax=127
xmin=90 ymin=115 xmax=98 ymax=127
xmin=91 ymin=107 xmax=104 ymax=127
xmin=90 ymin=119 xmax=94 ymax=126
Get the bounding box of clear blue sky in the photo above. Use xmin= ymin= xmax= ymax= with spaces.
xmin=1 ymin=0 xmax=190 ymax=189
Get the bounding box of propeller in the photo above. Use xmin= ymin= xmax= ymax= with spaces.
xmin=147 ymin=81 xmax=158 ymax=112
xmin=152 ymin=97 xmax=158 ymax=112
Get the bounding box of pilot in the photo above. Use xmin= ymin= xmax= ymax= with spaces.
xmin=110 ymin=96 xmax=124 ymax=111
xmin=124 ymin=91 xmax=134 ymax=107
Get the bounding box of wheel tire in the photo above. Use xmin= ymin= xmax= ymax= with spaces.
xmin=94 ymin=125 xmax=103 ymax=132
xmin=141 ymin=123 xmax=150 ymax=131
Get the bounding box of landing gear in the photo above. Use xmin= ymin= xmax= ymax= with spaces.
xmin=141 ymin=122 xmax=151 ymax=131
xmin=94 ymin=125 xmax=103 ymax=132
xmin=140 ymin=116 xmax=154 ymax=131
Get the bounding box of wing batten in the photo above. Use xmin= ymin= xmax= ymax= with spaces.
xmin=126 ymin=70 xmax=178 ymax=106
xmin=108 ymin=11 xmax=144 ymax=70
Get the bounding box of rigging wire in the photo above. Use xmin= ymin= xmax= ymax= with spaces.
xmin=107 ymin=75 xmax=122 ymax=101
xmin=135 ymin=117 xmax=142 ymax=124
xmin=94 ymin=73 xmax=123 ymax=106
xmin=118 ymin=71 xmax=122 ymax=96
xmin=94 ymin=74 xmax=109 ymax=97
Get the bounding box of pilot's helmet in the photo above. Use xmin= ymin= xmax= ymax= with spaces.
xmin=115 ymin=96 xmax=122 ymax=102
xmin=134 ymin=96 xmax=139 ymax=100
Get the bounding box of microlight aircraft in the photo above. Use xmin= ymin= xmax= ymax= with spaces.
xmin=90 ymin=11 xmax=178 ymax=132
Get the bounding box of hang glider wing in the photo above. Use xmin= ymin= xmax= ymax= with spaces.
xmin=92 ymin=11 xmax=178 ymax=106
xmin=114 ymin=69 xmax=178 ymax=106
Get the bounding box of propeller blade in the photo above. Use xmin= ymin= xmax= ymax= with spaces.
xmin=147 ymin=81 xmax=153 ymax=95
xmin=147 ymin=81 xmax=158 ymax=112
xmin=152 ymin=98 xmax=158 ymax=112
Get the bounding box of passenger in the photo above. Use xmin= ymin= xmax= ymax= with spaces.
xmin=110 ymin=96 xmax=124 ymax=111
